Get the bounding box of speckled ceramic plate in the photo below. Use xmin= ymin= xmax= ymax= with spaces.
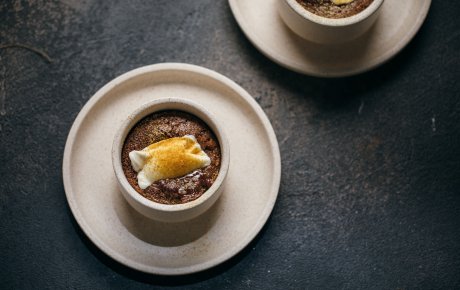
xmin=62 ymin=63 xmax=281 ymax=275
xmin=229 ymin=0 xmax=431 ymax=77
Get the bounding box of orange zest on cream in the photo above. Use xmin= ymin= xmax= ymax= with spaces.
xmin=332 ymin=0 xmax=354 ymax=5
xmin=129 ymin=135 xmax=211 ymax=189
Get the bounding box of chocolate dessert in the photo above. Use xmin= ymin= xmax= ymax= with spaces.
xmin=122 ymin=111 xmax=221 ymax=205
xmin=296 ymin=0 xmax=374 ymax=19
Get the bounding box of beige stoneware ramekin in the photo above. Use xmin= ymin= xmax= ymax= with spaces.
xmin=112 ymin=97 xmax=230 ymax=223
xmin=279 ymin=0 xmax=384 ymax=44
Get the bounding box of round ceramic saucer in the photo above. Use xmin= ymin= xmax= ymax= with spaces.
xmin=229 ymin=0 xmax=431 ymax=77
xmin=62 ymin=63 xmax=281 ymax=275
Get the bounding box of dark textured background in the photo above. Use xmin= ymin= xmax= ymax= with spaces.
xmin=1 ymin=0 xmax=459 ymax=289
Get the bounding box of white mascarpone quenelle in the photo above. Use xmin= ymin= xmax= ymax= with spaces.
xmin=129 ymin=135 xmax=211 ymax=189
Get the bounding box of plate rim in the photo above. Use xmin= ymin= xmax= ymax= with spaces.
xmin=62 ymin=63 xmax=281 ymax=275
xmin=228 ymin=0 xmax=432 ymax=77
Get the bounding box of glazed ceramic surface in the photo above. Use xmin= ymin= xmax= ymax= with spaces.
xmin=63 ymin=63 xmax=281 ymax=275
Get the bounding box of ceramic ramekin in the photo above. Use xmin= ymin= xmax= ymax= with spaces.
xmin=112 ymin=98 xmax=230 ymax=223
xmin=279 ymin=0 xmax=384 ymax=44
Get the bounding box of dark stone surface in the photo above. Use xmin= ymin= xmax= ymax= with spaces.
xmin=1 ymin=0 xmax=459 ymax=289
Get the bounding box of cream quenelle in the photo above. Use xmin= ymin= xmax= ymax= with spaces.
xmin=129 ymin=135 xmax=211 ymax=189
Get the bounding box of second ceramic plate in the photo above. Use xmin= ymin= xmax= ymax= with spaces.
xmin=63 ymin=63 xmax=281 ymax=275
xmin=229 ymin=0 xmax=431 ymax=77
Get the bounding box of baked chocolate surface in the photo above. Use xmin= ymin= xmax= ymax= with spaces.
xmin=121 ymin=111 xmax=221 ymax=205
xmin=296 ymin=0 xmax=374 ymax=18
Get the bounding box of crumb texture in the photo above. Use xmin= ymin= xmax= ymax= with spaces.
xmin=296 ymin=0 xmax=374 ymax=18
xmin=122 ymin=111 xmax=221 ymax=204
